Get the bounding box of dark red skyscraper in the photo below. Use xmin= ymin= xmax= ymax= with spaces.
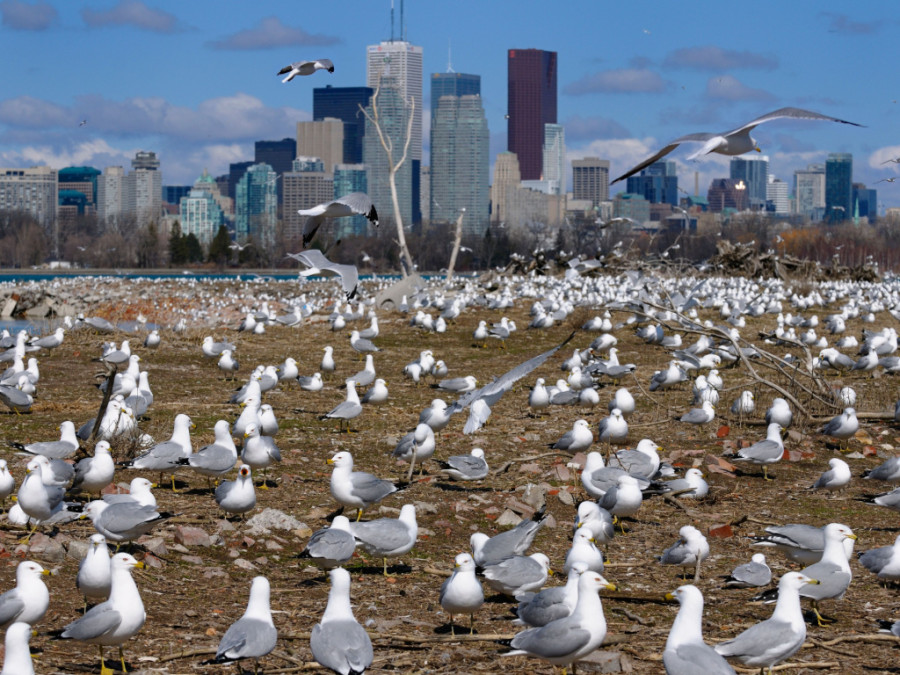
xmin=507 ymin=49 xmax=557 ymax=181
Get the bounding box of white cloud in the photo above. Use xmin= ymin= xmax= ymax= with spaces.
xmin=564 ymin=69 xmax=668 ymax=95
xmin=869 ymin=145 xmax=900 ymax=170
xmin=208 ymin=16 xmax=339 ymax=50
xmin=81 ymin=0 xmax=182 ymax=33
xmin=705 ymin=75 xmax=775 ymax=103
xmin=0 ymin=138 xmax=134 ymax=169
xmin=0 ymin=0 xmax=56 ymax=30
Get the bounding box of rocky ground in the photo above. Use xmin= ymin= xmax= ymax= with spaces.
xmin=1 ymin=276 xmax=900 ymax=674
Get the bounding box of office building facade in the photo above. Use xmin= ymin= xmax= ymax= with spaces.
xmin=313 ymin=85 xmax=374 ymax=164
xmin=707 ymin=178 xmax=749 ymax=212
xmin=626 ymin=161 xmax=678 ymax=206
xmin=179 ymin=172 xmax=225 ymax=249
xmin=0 ymin=166 xmax=58 ymax=227
xmin=296 ymin=119 xmax=343 ymax=176
xmin=730 ymin=155 xmax=769 ymax=210
xmin=507 ymin=48 xmax=557 ymax=180
xmin=572 ymin=157 xmax=610 ymax=206
xmin=541 ymin=124 xmax=565 ymax=196
xmin=794 ymin=164 xmax=826 ymax=220
xmin=97 ymin=166 xmax=124 ymax=225
xmin=490 ymin=152 xmax=521 ymax=224
xmin=825 ymin=152 xmax=853 ymax=222
xmin=255 ymin=138 xmax=296 ymax=205
xmin=235 ymin=163 xmax=277 ymax=249
xmin=283 ymin=157 xmax=334 ymax=246
xmin=366 ymin=41 xmax=423 ymax=163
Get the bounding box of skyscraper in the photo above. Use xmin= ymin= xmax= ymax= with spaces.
xmin=179 ymin=170 xmax=225 ymax=249
xmin=825 ymin=152 xmax=852 ymax=222
xmin=124 ymin=151 xmax=162 ymax=229
xmin=283 ymin=156 xmax=334 ymax=246
xmin=707 ymin=178 xmax=749 ymax=212
xmin=794 ymin=163 xmax=826 ymax=220
xmin=97 ymin=166 xmax=124 ymax=225
xmin=313 ymin=85 xmax=374 ymax=164
xmin=255 ymin=138 xmax=296 ymax=204
xmin=431 ymin=73 xmax=480 ymax=107
xmin=235 ymin=163 xmax=277 ymax=249
xmin=626 ymin=161 xmax=678 ymax=205
xmin=853 ymin=182 xmax=877 ymax=223
xmin=730 ymin=155 xmax=769 ymax=210
xmin=507 ymin=49 xmax=557 ymax=181
xmin=296 ymin=119 xmax=344 ymax=175
xmin=430 ymin=89 xmax=489 ymax=235
xmin=0 ymin=166 xmax=57 ymax=227
xmin=572 ymin=158 xmax=610 ymax=206
xmin=542 ymin=124 xmax=565 ymax=195
xmin=228 ymin=161 xmax=254 ymax=202
xmin=333 ymin=164 xmax=369 ymax=238
xmin=490 ymin=152 xmax=521 ymax=224
xmin=366 ymin=39 xmax=424 ymax=226
xmin=58 ymin=166 xmax=100 ymax=207
xmin=766 ymin=175 xmax=790 ymax=214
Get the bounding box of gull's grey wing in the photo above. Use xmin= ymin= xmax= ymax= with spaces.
xmin=326 ymin=401 xmax=362 ymax=420
xmin=217 ymin=617 xmax=277 ymax=660
xmin=659 ymin=540 xmax=692 ymax=565
xmin=738 ymin=440 xmax=782 ymax=462
xmin=611 ymin=134 xmax=716 ymax=184
xmin=714 ymin=618 xmax=800 ymax=660
xmin=727 ymin=561 xmax=771 ymax=587
xmin=304 ymin=528 xmax=356 ymax=562
xmin=334 ymin=192 xmax=376 ymax=219
xmin=98 ymin=503 xmax=161 ymax=536
xmin=680 ymin=408 xmax=710 ymax=424
xmin=798 ymin=561 xmax=850 ymax=600
xmin=190 ymin=444 xmax=236 ymax=472
xmin=727 ymin=107 xmax=863 ymax=136
xmin=510 ymin=620 xmax=591 ymax=659
xmin=18 ymin=440 xmax=77 ymax=459
xmin=665 ymin=643 xmax=736 ymax=675
xmin=61 ymin=603 xmax=121 ymax=640
xmin=348 ymin=471 xmax=395 ymax=504
xmin=859 ymin=547 xmax=894 ymax=574
xmin=310 ymin=621 xmax=373 ymax=675
xmin=351 ymin=519 xmax=409 ymax=550
xmin=0 ymin=590 xmax=25 ymax=626
xmin=444 ymin=455 xmax=488 ymax=478
xmin=484 ymin=557 xmax=542 ymax=586
xmin=130 ymin=441 xmax=183 ymax=470
xmin=516 ymin=587 xmax=568 ymax=626
xmin=316 ymin=58 xmax=335 ymax=71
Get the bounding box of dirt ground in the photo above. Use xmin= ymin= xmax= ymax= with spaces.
xmin=2 ymin=276 xmax=900 ymax=674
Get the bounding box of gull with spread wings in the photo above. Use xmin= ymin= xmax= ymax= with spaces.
xmin=287 ymin=249 xmax=359 ymax=300
xmin=277 ymin=58 xmax=334 ymax=83
xmin=299 ymin=192 xmax=378 ymax=247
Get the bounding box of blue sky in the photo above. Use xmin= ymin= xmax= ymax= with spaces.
xmin=1 ymin=0 xmax=898 ymax=209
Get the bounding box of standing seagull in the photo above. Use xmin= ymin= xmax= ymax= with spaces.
xmin=204 ymin=576 xmax=277 ymax=675
xmin=278 ymin=58 xmax=334 ymax=82
xmin=320 ymin=380 xmax=363 ymax=432
xmin=612 ymin=107 xmax=862 ymax=184
xmin=663 ymin=585 xmax=736 ymax=675
xmin=440 ymin=552 xmax=484 ymax=635
xmin=299 ymin=192 xmax=378 ymax=246
xmin=726 ymin=422 xmax=784 ymax=480
xmin=310 ymin=568 xmax=373 ymax=675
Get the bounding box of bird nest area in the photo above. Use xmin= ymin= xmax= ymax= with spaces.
xmin=3 ymin=287 xmax=900 ymax=674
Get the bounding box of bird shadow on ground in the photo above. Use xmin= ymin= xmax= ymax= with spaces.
xmin=433 ymin=622 xmax=480 ymax=635
xmin=351 ymin=562 xmax=413 ymax=576
xmin=434 ymin=482 xmax=493 ymax=493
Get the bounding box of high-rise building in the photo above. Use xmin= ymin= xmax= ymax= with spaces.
xmin=97 ymin=166 xmax=124 ymax=225
xmin=794 ymin=163 xmax=826 ymax=220
xmin=626 ymin=161 xmax=678 ymax=206
xmin=191 ymin=168 xmax=233 ymax=219
xmin=730 ymin=155 xmax=769 ymax=210
xmin=367 ymin=40 xmax=423 ymax=163
xmin=313 ymin=85 xmax=374 ymax=164
xmin=163 ymin=185 xmax=191 ymax=206
xmin=58 ymin=166 xmax=100 ymax=207
xmin=363 ymin=79 xmax=415 ymax=229
xmin=853 ymin=182 xmax=877 ymax=223
xmin=613 ymin=193 xmax=650 ymax=223
xmin=255 ymin=138 xmax=296 ymax=205
xmin=542 ymin=123 xmax=565 ymax=196
xmin=333 ymin=164 xmax=369 ymax=238
xmin=228 ymin=161 xmax=254 ymax=202
xmin=766 ymin=175 xmax=790 ymax=214
xmin=825 ymin=152 xmax=852 ymax=222
xmin=430 ymin=90 xmax=489 ymax=235
xmin=235 ymin=163 xmax=277 ymax=249
xmin=490 ymin=152 xmax=521 ymax=225
xmin=124 ymin=151 xmax=162 ymax=228
xmin=707 ymin=178 xmax=749 ymax=212
xmin=283 ymin=156 xmax=334 ymax=246
xmin=0 ymin=166 xmax=58 ymax=227
xmin=507 ymin=48 xmax=557 ymax=181
xmin=296 ymin=119 xmax=343 ymax=175
xmin=179 ymin=170 xmax=225 ymax=248
xmin=419 ymin=164 xmax=430 ymax=222
xmin=572 ymin=158 xmax=610 ymax=206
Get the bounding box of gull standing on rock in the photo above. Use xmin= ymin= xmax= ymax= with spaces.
xmin=310 ymin=568 xmax=373 ymax=675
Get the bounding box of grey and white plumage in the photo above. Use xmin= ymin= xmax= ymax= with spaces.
xmin=208 ymin=576 xmax=277 ymax=672
xmin=320 ymin=380 xmax=363 ymax=430
xmin=792 ymin=523 xmax=855 ymax=621
xmin=300 ymin=516 xmax=356 ymax=569
xmin=215 ymin=465 xmax=256 ymax=515
xmin=9 ymin=420 xmax=79 ymax=458
xmin=278 ymin=58 xmax=334 ymax=82
xmin=723 ymin=553 xmax=771 ymax=589
xmin=349 ymin=503 xmax=417 ymax=571
xmin=437 ymin=448 xmax=488 ymax=481
xmin=0 ymin=383 xmax=32 ymax=413
xmin=862 ymin=486 xmax=900 ymax=512
xmin=1 ymin=622 xmax=35 ymax=675
xmin=26 ymin=454 xmax=74 ymax=488
xmin=29 ymin=326 xmax=64 ymax=350
xmin=598 ymin=407 xmax=628 ymax=443
xmin=83 ymin=499 xmax=170 ymax=543
xmin=124 ymin=413 xmax=194 ymax=475
xmin=862 ymin=455 xmax=900 ymax=482
xmin=218 ymin=349 xmax=239 ymax=375
xmin=564 ymin=527 xmax=604 ymax=574
xmin=241 ymin=424 xmax=282 ymax=475
xmin=299 ymin=192 xmax=377 ymax=247
xmin=71 ymin=440 xmax=115 ymax=495
xmin=811 ymin=458 xmax=851 ymax=492
xmin=515 ymin=562 xmax=590 ymax=628
xmin=347 ymin=354 xmax=376 ymax=387
xmin=348 ymin=330 xmax=379 ymax=355
xmin=764 ymin=397 xmax=793 ymax=428
xmin=419 ymin=399 xmax=452 ymax=432
xmin=298 ymin=372 xmax=324 ymax=392
xmin=99 ymin=339 xmax=131 ymax=365
xmin=0 ymin=561 xmax=49 ymax=628
xmin=178 ymin=419 xmax=238 ymax=480
xmin=102 ymin=477 xmax=156 ymax=508
xmin=574 ymin=501 xmax=614 ymax=544
xmin=439 ymin=552 xmax=484 ymax=634
xmin=288 ymin=248 xmax=360 ymax=300
xmin=659 ymin=525 xmax=710 ymax=581
xmin=504 ymin=571 xmax=614 ymax=670
xmin=598 ymin=474 xmax=644 ymax=518
xmin=610 ymin=438 xmax=661 ymax=479
xmin=77 ymin=534 xmax=111 ymax=604
xmin=858 ymin=534 xmax=900 ymax=582
xmin=470 ymin=505 xmax=549 ymax=567
xmin=608 ymin=387 xmax=635 ymax=415
xmin=750 ymin=523 xmax=854 ymax=565
xmin=391 ymin=423 xmax=435 ymax=465
xmin=727 ymin=422 xmax=783 ymax=479
xmin=310 ymin=568 xmax=373 ymax=675
xmin=17 ymin=463 xmax=65 ymax=523
xmin=612 ymin=107 xmax=862 ymax=184
xmin=550 ymin=419 xmax=593 ymax=453
xmin=581 ymin=451 xmax=650 ymax=499
xmin=328 ymin=451 xmax=397 ymax=515
xmin=819 ymin=407 xmax=858 ymax=443
xmin=663 ymin=585 xmax=735 ymax=675
xmin=483 ymin=552 xmax=551 ymax=597
xmin=202 ymin=336 xmax=236 ymax=358
xmin=680 ymin=400 xmax=715 ymax=425
xmin=649 ymin=468 xmax=708 ymax=499
xmin=360 ymin=378 xmax=388 ymax=404
xmin=714 ymin=572 xmax=817 ymax=670
xmin=142 ymin=329 xmax=159 ymax=349
xmin=0 ymin=460 xmax=14 ymax=503
xmin=433 ymin=375 xmax=477 ymax=393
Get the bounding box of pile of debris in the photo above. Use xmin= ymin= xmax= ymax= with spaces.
xmin=707 ymin=240 xmax=880 ymax=282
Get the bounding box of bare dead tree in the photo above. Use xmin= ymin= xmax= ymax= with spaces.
xmin=445 ymin=208 xmax=465 ymax=283
xmin=359 ymin=80 xmax=416 ymax=277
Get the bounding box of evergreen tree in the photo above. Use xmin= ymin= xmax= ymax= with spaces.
xmin=207 ymin=224 xmax=231 ymax=268
xmin=168 ymin=221 xmax=186 ymax=266
xmin=185 ymin=233 xmax=203 ymax=263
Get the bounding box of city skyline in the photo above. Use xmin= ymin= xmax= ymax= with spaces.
xmin=0 ymin=1 xmax=898 ymax=209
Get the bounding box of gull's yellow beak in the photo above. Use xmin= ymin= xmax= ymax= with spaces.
xmin=326 ymin=458 xmax=334 ymax=465
xmin=41 ymin=569 xmax=51 ymax=577
xmin=755 ymin=146 xmax=762 ymax=153
xmin=847 ymin=533 xmax=858 ymax=541
xmin=604 ymin=582 xmax=618 ymax=592
xmin=664 ymin=591 xmax=676 ymax=601
xmin=807 ymin=578 xmax=821 ymax=585
xmin=135 ymin=561 xmax=146 ymax=570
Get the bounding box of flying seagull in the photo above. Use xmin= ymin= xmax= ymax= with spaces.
xmin=278 ymin=58 xmax=334 ymax=83
xmin=287 ymin=249 xmax=360 ymax=300
xmin=612 ymin=107 xmax=863 ymax=184
xmin=299 ymin=192 xmax=378 ymax=247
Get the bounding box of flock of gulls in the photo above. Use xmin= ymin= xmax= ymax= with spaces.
xmin=0 ymin=58 xmax=893 ymax=675
xmin=2 ymin=258 xmax=900 ymax=674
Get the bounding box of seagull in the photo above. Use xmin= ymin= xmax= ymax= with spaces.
xmin=9 ymin=420 xmax=79 ymax=458
xmin=515 ymin=562 xmax=592 ymax=628
xmin=299 ymin=192 xmax=378 ymax=247
xmin=320 ymin=379 xmax=363 ymax=432
xmin=288 ymin=249 xmax=360 ymax=300
xmin=349 ymin=503 xmax=418 ymax=575
xmin=241 ymin=424 xmax=282 ymax=487
xmin=811 ymin=458 xmax=851 ymax=493
xmin=0 ymin=561 xmax=50 ymax=629
xmin=298 ymin=372 xmax=324 ymax=392
xmin=819 ymin=407 xmax=858 ymax=448
xmin=723 ymin=553 xmax=771 ymax=589
xmin=77 ymin=534 xmax=112 ymax=607
xmin=83 ymin=500 xmax=172 ymax=543
xmin=726 ymin=422 xmax=784 ymax=480
xmin=215 ymin=465 xmax=257 ymax=517
xmin=483 ymin=553 xmax=552 ymax=597
xmin=310 ymin=568 xmax=373 ymax=675
xmin=470 ymin=505 xmax=549 ymax=567
xmin=550 ymin=419 xmax=594 ymax=453
xmin=123 ymin=413 xmax=194 ymax=490
xmin=612 ymin=107 xmax=862 ymax=184
xmin=60 ymin=553 xmax=146 ymax=675
xmin=564 ymin=527 xmax=605 ymax=574
xmin=278 ymin=58 xmax=334 ymax=83
xmin=204 ymin=576 xmax=277 ymax=673
xmin=349 ymin=330 xmax=380 ymax=355
xmin=875 ymin=177 xmax=898 ymax=184
xmin=300 ymin=516 xmax=356 ymax=570
xmin=440 ymin=552 xmax=484 ymax=635
xmin=750 ymin=523 xmax=854 ymax=565
xmin=361 ymin=378 xmax=389 ymax=404
xmin=659 ymin=525 xmax=710 ymax=581
xmin=663 ymin=585 xmax=736 ymax=675
xmin=437 ymin=448 xmax=489 ymax=481
xmin=71 ymin=440 xmax=116 ymax=496
xmin=328 ymin=451 xmax=398 ymax=520
xmin=1 ymin=622 xmax=35 ymax=675
xmin=177 ymin=419 xmax=238 ymax=488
